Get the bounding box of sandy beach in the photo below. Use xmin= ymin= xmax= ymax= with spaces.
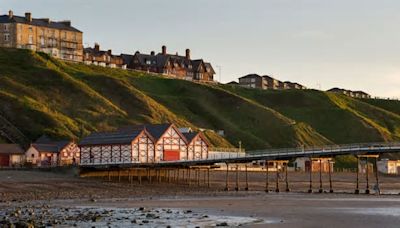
xmin=1 ymin=170 xmax=400 ymax=227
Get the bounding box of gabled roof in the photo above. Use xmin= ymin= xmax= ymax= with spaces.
xmin=31 ymin=144 xmax=60 ymax=153
xmin=182 ymin=132 xmax=210 ymax=146
xmin=34 ymin=135 xmax=70 ymax=150
xmin=79 ymin=128 xmax=146 ymax=146
xmin=0 ymin=144 xmax=25 ymax=155
xmin=0 ymin=15 xmax=81 ymax=32
xmin=118 ymin=123 xmax=188 ymax=144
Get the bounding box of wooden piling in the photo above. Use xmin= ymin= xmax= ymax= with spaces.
xmin=308 ymin=158 xmax=313 ymax=193
xmin=329 ymin=160 xmax=333 ymax=193
xmin=355 ymin=156 xmax=360 ymax=194
xmin=374 ymin=157 xmax=380 ymax=195
xmin=188 ymin=168 xmax=191 ymax=186
xmin=235 ymin=165 xmax=239 ymax=191
xmin=224 ymin=163 xmax=229 ymax=191
xmin=245 ymin=164 xmax=249 ymax=191
xmin=366 ymin=157 xmax=370 ymax=194
xmin=265 ymin=161 xmax=269 ymax=193
xmin=275 ymin=162 xmax=280 ymax=192
xmin=285 ymin=162 xmax=290 ymax=192
xmin=118 ymin=169 xmax=121 ymax=183
xmin=207 ymin=168 xmax=210 ymax=188
xmin=319 ymin=159 xmax=323 ymax=193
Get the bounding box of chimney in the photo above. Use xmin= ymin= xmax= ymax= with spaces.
xmin=43 ymin=18 xmax=50 ymax=24
xmin=162 ymin=45 xmax=167 ymax=55
xmin=150 ymin=51 xmax=155 ymax=56
xmin=107 ymin=49 xmax=112 ymax=55
xmin=8 ymin=10 xmax=13 ymax=19
xmin=185 ymin=49 xmax=190 ymax=59
xmin=94 ymin=43 xmax=100 ymax=52
xmin=60 ymin=20 xmax=71 ymax=27
xmin=25 ymin=12 xmax=32 ymax=22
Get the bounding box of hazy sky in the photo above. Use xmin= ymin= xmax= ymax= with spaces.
xmin=3 ymin=0 xmax=400 ymax=97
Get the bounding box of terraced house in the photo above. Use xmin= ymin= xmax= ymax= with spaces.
xmin=125 ymin=46 xmax=215 ymax=82
xmin=0 ymin=10 xmax=83 ymax=62
xmin=84 ymin=43 xmax=126 ymax=69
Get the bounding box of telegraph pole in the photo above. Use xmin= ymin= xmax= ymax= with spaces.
xmin=216 ymin=65 xmax=222 ymax=83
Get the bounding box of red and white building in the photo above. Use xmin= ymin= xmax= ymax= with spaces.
xmin=182 ymin=132 xmax=209 ymax=160
xmin=79 ymin=123 xmax=210 ymax=165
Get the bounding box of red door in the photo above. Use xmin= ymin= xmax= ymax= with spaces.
xmin=0 ymin=155 xmax=10 ymax=167
xmin=163 ymin=150 xmax=180 ymax=161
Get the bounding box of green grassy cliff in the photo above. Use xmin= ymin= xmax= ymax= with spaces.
xmin=1 ymin=48 xmax=400 ymax=154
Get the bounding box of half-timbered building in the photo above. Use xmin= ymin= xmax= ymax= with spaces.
xmin=79 ymin=128 xmax=155 ymax=165
xmin=182 ymin=132 xmax=209 ymax=160
xmin=143 ymin=124 xmax=188 ymax=161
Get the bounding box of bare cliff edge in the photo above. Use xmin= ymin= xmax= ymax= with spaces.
xmin=1 ymin=48 xmax=400 ymax=153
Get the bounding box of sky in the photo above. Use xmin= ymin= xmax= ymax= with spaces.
xmin=2 ymin=0 xmax=400 ymax=97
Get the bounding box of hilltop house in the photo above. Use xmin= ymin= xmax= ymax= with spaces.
xmin=126 ymin=46 xmax=215 ymax=82
xmin=79 ymin=123 xmax=209 ymax=165
xmin=0 ymin=144 xmax=25 ymax=167
xmin=0 ymin=10 xmax=83 ymax=61
xmin=328 ymin=88 xmax=371 ymax=99
xmin=83 ymin=43 xmax=126 ymax=69
xmin=238 ymin=74 xmax=306 ymax=90
xmin=25 ymin=136 xmax=79 ymax=167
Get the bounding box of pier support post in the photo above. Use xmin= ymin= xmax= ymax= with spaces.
xmin=329 ymin=160 xmax=333 ymax=193
xmin=375 ymin=157 xmax=380 ymax=195
xmin=366 ymin=157 xmax=370 ymax=194
xmin=224 ymin=163 xmax=230 ymax=191
xmin=308 ymin=158 xmax=313 ymax=193
xmin=108 ymin=170 xmax=111 ymax=182
xmin=285 ymin=162 xmax=290 ymax=192
xmin=319 ymin=159 xmax=323 ymax=193
xmin=235 ymin=165 xmax=239 ymax=191
xmin=207 ymin=168 xmax=210 ymax=188
xmin=275 ymin=162 xmax=280 ymax=193
xmin=138 ymin=169 xmax=142 ymax=185
xmin=355 ymin=156 xmax=360 ymax=194
xmin=188 ymin=168 xmax=192 ymax=186
xmin=118 ymin=169 xmax=121 ymax=183
xmin=265 ymin=161 xmax=269 ymax=193
xmin=197 ymin=169 xmax=200 ymax=187
xmin=149 ymin=169 xmax=152 ymax=184
xmin=203 ymin=169 xmax=207 ymax=185
xmin=245 ymin=164 xmax=249 ymax=191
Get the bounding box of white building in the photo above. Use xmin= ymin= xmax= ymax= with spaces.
xmin=377 ymin=159 xmax=400 ymax=174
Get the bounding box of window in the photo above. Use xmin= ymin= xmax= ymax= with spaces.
xmin=4 ymin=24 xmax=9 ymax=31
xmin=64 ymin=32 xmax=67 ymax=39
xmin=31 ymin=154 xmax=34 ymax=158
xmin=28 ymin=35 xmax=33 ymax=44
xmin=29 ymin=26 xmax=33 ymax=32
xmin=40 ymin=37 xmax=45 ymax=46
xmin=4 ymin=34 xmax=10 ymax=42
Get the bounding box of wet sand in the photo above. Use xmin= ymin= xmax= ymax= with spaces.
xmin=1 ymin=170 xmax=400 ymax=227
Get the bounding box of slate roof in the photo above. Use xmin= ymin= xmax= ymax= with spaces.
xmin=182 ymin=132 xmax=198 ymax=143
xmin=0 ymin=144 xmax=25 ymax=155
xmin=118 ymin=123 xmax=172 ymax=141
xmin=0 ymin=15 xmax=81 ymax=32
xmin=32 ymin=135 xmax=71 ymax=153
xmin=79 ymin=128 xmax=144 ymax=146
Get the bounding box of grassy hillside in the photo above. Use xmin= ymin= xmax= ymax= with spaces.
xmin=0 ymin=48 xmax=329 ymax=149
xmin=223 ymin=85 xmax=400 ymax=144
xmin=362 ymin=99 xmax=400 ymax=116
xmin=1 ymin=48 xmax=400 ymax=156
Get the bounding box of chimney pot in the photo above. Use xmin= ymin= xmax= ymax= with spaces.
xmin=94 ymin=43 xmax=100 ymax=52
xmin=185 ymin=49 xmax=190 ymax=59
xmin=8 ymin=10 xmax=13 ymax=19
xmin=162 ymin=45 xmax=167 ymax=55
xmin=25 ymin=12 xmax=32 ymax=22
xmin=150 ymin=51 xmax=155 ymax=56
